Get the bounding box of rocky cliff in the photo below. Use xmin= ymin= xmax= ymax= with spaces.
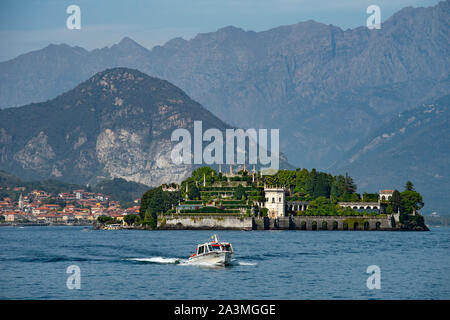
xmin=0 ymin=68 xmax=231 ymax=186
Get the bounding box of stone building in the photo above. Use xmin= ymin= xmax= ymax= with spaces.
xmin=264 ymin=187 xmax=285 ymax=218
xmin=379 ymin=190 xmax=393 ymax=201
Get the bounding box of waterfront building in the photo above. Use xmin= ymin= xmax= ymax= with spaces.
xmin=264 ymin=187 xmax=285 ymax=218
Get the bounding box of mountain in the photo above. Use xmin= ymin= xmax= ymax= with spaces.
xmin=0 ymin=37 xmax=152 ymax=109
xmin=143 ymin=1 xmax=449 ymax=169
xmin=92 ymin=178 xmax=150 ymax=206
xmin=0 ymin=169 xmax=84 ymax=199
xmin=1 ymin=1 xmax=448 ymax=171
xmin=332 ymin=95 xmax=450 ymax=215
xmin=0 ymin=169 xmax=23 ymax=188
xmin=0 ymin=67 xmax=291 ymax=187
xmin=0 ymin=68 xmax=224 ymax=186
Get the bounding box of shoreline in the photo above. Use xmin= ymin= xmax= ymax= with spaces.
xmin=94 ymin=215 xmax=429 ymax=231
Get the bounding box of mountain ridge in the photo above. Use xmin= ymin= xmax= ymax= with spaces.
xmin=0 ymin=68 xmax=222 ymax=186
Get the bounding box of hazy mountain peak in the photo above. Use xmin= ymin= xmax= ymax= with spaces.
xmin=216 ymin=25 xmax=246 ymax=34
xmin=38 ymin=43 xmax=87 ymax=55
xmin=117 ymin=36 xmax=143 ymax=48
xmin=161 ymin=37 xmax=188 ymax=49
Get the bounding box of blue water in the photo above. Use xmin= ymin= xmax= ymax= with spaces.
xmin=0 ymin=226 xmax=449 ymax=299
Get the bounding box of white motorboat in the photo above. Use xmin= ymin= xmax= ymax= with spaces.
xmin=188 ymin=234 xmax=234 ymax=266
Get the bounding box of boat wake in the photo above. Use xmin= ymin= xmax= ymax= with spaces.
xmin=126 ymin=257 xmax=257 ymax=267
xmin=126 ymin=257 xmax=183 ymax=264
xmin=233 ymin=260 xmax=257 ymax=266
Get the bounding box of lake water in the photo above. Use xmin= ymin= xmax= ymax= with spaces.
xmin=0 ymin=226 xmax=449 ymax=299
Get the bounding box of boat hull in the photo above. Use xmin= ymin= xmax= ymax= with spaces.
xmin=188 ymin=251 xmax=233 ymax=266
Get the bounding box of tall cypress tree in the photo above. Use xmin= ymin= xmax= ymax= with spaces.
xmin=390 ymin=190 xmax=402 ymax=213
xmin=405 ymin=181 xmax=415 ymax=191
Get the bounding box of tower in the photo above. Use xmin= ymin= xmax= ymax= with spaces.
xmin=203 ymin=174 xmax=206 ymax=187
xmin=264 ymin=187 xmax=285 ymax=219
xmin=18 ymin=194 xmax=24 ymax=210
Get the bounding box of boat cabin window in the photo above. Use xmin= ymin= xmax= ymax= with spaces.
xmin=223 ymin=244 xmax=231 ymax=251
xmin=198 ymin=246 xmax=205 ymax=255
xmin=208 ymin=245 xmax=213 ymax=252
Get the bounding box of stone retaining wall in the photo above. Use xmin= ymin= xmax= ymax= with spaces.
xmin=158 ymin=215 xmax=394 ymax=230
xmin=252 ymin=215 xmax=394 ymax=230
xmin=158 ymin=215 xmax=252 ymax=230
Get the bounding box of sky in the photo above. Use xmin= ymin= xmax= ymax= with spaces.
xmin=0 ymin=0 xmax=443 ymax=62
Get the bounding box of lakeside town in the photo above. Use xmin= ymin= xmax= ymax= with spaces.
xmin=0 ymin=187 xmax=140 ymax=225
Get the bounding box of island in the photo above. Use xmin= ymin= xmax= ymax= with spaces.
xmin=95 ymin=166 xmax=428 ymax=231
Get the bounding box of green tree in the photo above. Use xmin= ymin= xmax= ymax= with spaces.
xmin=140 ymin=187 xmax=181 ymax=218
xmin=234 ymin=184 xmax=247 ymax=200
xmin=143 ymin=209 xmax=157 ymax=229
xmin=97 ymin=215 xmax=114 ymax=224
xmin=124 ymin=214 xmax=140 ymax=225
xmin=191 ymin=166 xmax=217 ymax=187
xmin=390 ymin=190 xmax=402 ymax=213
xmin=362 ymin=192 xmax=379 ymax=202
xmin=188 ymin=183 xmax=200 ymax=200
xmin=405 ymin=181 xmax=415 ymax=191
xmin=401 ymin=190 xmax=424 ymax=214
xmin=344 ymin=173 xmax=357 ymax=194
xmin=312 ymin=173 xmax=331 ymax=198
xmin=260 ymin=208 xmax=268 ymax=217
xmin=294 ymin=168 xmax=309 ymax=194
xmin=306 ymin=169 xmax=317 ymax=195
